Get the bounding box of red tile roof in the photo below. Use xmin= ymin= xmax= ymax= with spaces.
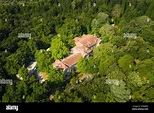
xmin=53 ymin=34 xmax=102 ymax=72
xmin=62 ymin=53 xmax=82 ymax=67
xmin=74 ymin=37 xmax=81 ymax=43
xmin=53 ymin=53 xmax=82 ymax=70
xmin=71 ymin=46 xmax=91 ymax=56
xmin=53 ymin=60 xmax=68 ymax=70
xmin=75 ymin=34 xmax=101 ymax=48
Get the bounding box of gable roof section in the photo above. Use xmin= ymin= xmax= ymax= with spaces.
xmin=27 ymin=61 xmax=37 ymax=71
xmin=76 ymin=34 xmax=101 ymax=48
xmin=71 ymin=45 xmax=91 ymax=56
xmin=74 ymin=37 xmax=81 ymax=43
xmin=53 ymin=60 xmax=68 ymax=70
xmin=62 ymin=53 xmax=82 ymax=67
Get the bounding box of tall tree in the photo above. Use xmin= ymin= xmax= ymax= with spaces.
xmin=50 ymin=37 xmax=69 ymax=60
xmin=18 ymin=67 xmax=29 ymax=81
xmin=35 ymin=49 xmax=52 ymax=72
xmin=118 ymin=54 xmax=134 ymax=75
xmin=91 ymin=12 xmax=109 ymax=34
xmin=109 ymin=80 xmax=131 ymax=102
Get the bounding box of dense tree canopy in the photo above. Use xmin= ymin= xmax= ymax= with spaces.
xmin=0 ymin=0 xmax=154 ymax=103
xmin=50 ymin=37 xmax=69 ymax=60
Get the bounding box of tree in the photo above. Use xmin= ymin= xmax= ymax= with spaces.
xmin=76 ymin=57 xmax=87 ymax=74
xmin=106 ymin=66 xmax=126 ymax=80
xmin=35 ymin=49 xmax=52 ymax=72
xmin=122 ymin=16 xmax=152 ymax=34
xmin=2 ymin=80 xmax=29 ymax=102
xmin=26 ymin=81 xmax=50 ymax=102
xmin=5 ymin=53 xmax=21 ymax=76
xmin=138 ymin=45 xmax=154 ymax=60
xmin=91 ymin=12 xmax=109 ymax=34
xmin=109 ymin=80 xmax=131 ymax=102
xmin=27 ymin=38 xmax=39 ymax=55
xmin=92 ymin=77 xmax=112 ymax=102
xmin=32 ymin=23 xmax=50 ymax=37
xmin=2 ymin=75 xmax=52 ymax=103
xmin=112 ymin=4 xmax=121 ymax=23
xmin=56 ymin=18 xmax=84 ymax=36
xmin=0 ymin=36 xmax=19 ymax=53
xmin=98 ymin=4 xmax=112 ymax=15
xmin=76 ymin=57 xmax=99 ymax=74
xmin=122 ymin=37 xmax=148 ymax=59
xmin=137 ymin=57 xmax=154 ymax=85
xmin=4 ymin=40 xmax=33 ymax=76
xmin=140 ymin=27 xmax=154 ymax=46
xmin=118 ymin=54 xmax=134 ymax=75
xmin=53 ymin=89 xmax=83 ymax=102
xmin=50 ymin=37 xmax=69 ymax=60
xmin=126 ymin=72 xmax=145 ymax=92
xmin=146 ymin=1 xmax=154 ymax=20
xmin=136 ymin=0 xmax=149 ymax=16
xmin=18 ymin=67 xmax=29 ymax=80
xmin=99 ymin=24 xmax=115 ymax=36
xmin=92 ymin=92 xmax=106 ymax=102
xmin=2 ymin=85 xmax=17 ymax=102
xmin=0 ymin=50 xmax=9 ymax=79
xmin=99 ymin=56 xmax=116 ymax=76
xmin=143 ymin=87 xmax=154 ymax=102
xmin=93 ymin=43 xmax=115 ymax=60
xmin=105 ymin=92 xmax=116 ymax=102
xmin=48 ymin=65 xmax=64 ymax=86
xmin=75 ymin=77 xmax=109 ymax=102
xmin=109 ymin=36 xmax=127 ymax=48
xmin=121 ymin=0 xmax=126 ymax=15
xmin=86 ymin=57 xmax=99 ymax=74
xmin=77 ymin=12 xmax=93 ymax=34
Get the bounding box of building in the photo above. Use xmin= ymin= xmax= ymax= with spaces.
xmin=53 ymin=53 xmax=82 ymax=75
xmin=16 ymin=61 xmax=37 ymax=80
xmin=16 ymin=60 xmax=48 ymax=82
xmin=53 ymin=34 xmax=103 ymax=75
xmin=71 ymin=34 xmax=102 ymax=58
xmin=26 ymin=61 xmax=37 ymax=75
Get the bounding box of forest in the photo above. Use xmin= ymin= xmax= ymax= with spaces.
xmin=0 ymin=0 xmax=154 ymax=102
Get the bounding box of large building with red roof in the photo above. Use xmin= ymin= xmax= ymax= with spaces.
xmin=53 ymin=34 xmax=103 ymax=75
